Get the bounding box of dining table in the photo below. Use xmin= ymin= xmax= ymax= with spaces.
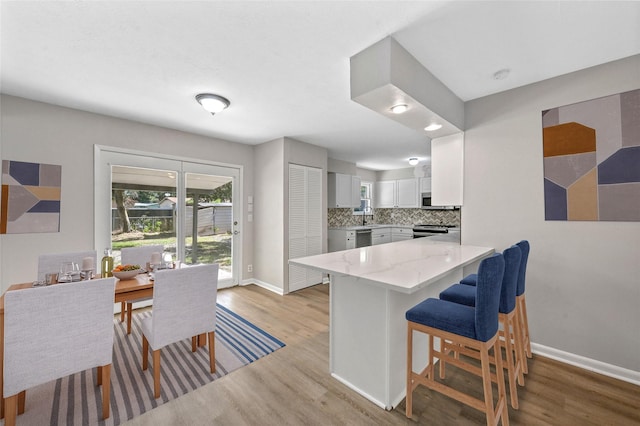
xmin=0 ymin=273 xmax=160 ymax=419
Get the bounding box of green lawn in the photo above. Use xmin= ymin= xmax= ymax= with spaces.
xmin=112 ymin=231 xmax=231 ymax=267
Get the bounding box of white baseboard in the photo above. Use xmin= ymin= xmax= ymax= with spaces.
xmin=241 ymin=279 xmax=285 ymax=296
xmin=532 ymin=342 xmax=640 ymax=386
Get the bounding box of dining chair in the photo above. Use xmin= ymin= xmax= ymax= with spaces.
xmin=439 ymin=245 xmax=524 ymax=409
xmin=120 ymin=244 xmax=164 ymax=334
xmin=141 ymin=263 xmax=219 ymax=398
xmin=405 ymin=253 xmax=508 ymax=425
xmin=37 ymin=250 xmax=97 ymax=282
xmin=3 ymin=278 xmax=116 ymax=426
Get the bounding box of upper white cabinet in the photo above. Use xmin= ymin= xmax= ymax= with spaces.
xmin=431 ymin=133 xmax=464 ymax=206
xmin=374 ymin=178 xmax=419 ymax=208
xmin=419 ymin=177 xmax=432 ymax=194
xmin=328 ymin=172 xmax=361 ymax=208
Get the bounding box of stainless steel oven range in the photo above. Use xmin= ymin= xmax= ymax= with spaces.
xmin=412 ymin=224 xmax=449 ymax=238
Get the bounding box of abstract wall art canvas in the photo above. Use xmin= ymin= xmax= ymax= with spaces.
xmin=542 ymin=88 xmax=640 ymax=221
xmin=1 ymin=160 xmax=62 ymax=234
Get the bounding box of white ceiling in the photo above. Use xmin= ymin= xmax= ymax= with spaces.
xmin=2 ymin=1 xmax=639 ymax=170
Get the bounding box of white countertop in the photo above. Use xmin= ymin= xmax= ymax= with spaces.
xmin=289 ymin=239 xmax=493 ymax=294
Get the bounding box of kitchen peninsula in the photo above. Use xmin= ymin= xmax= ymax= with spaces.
xmin=289 ymin=239 xmax=493 ymax=410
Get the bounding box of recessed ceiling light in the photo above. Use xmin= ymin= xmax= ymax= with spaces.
xmin=408 ymin=157 xmax=419 ymax=166
xmin=424 ymin=123 xmax=443 ymax=131
xmin=196 ymin=93 xmax=231 ymax=115
xmin=390 ymin=104 xmax=409 ymax=114
xmin=493 ymin=68 xmax=510 ymax=80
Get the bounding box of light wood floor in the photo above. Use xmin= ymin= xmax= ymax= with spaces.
xmin=123 ymin=284 xmax=640 ymax=425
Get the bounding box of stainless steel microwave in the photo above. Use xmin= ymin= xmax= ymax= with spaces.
xmin=421 ymin=193 xmax=456 ymax=210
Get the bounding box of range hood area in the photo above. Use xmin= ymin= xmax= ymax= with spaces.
xmin=349 ymin=36 xmax=465 ymax=208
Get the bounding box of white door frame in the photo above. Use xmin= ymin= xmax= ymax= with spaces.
xmin=94 ymin=145 xmax=242 ymax=287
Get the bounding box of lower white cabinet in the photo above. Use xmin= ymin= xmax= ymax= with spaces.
xmin=328 ymin=229 xmax=356 ymax=252
xmin=371 ymin=228 xmax=391 ymax=245
xmin=391 ymin=227 xmax=413 ymax=242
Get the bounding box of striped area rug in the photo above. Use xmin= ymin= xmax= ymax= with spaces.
xmin=12 ymin=304 xmax=285 ymax=425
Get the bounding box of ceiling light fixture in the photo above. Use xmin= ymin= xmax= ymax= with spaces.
xmin=390 ymin=104 xmax=408 ymax=114
xmin=493 ymin=68 xmax=510 ymax=80
xmin=408 ymin=157 xmax=419 ymax=166
xmin=424 ymin=123 xmax=443 ymax=131
xmin=195 ymin=93 xmax=230 ymax=115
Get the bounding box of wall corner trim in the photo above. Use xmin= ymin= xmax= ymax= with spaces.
xmin=242 ymin=279 xmax=285 ymax=296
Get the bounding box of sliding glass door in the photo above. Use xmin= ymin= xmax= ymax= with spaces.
xmin=95 ymin=147 xmax=241 ymax=288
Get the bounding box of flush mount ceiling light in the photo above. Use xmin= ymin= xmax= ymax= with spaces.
xmin=493 ymin=68 xmax=511 ymax=80
xmin=195 ymin=93 xmax=230 ymax=115
xmin=390 ymin=104 xmax=409 ymax=114
xmin=424 ymin=123 xmax=443 ymax=132
xmin=408 ymin=157 xmax=419 ymax=166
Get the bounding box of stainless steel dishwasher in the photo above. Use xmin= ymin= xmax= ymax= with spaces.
xmin=355 ymin=228 xmax=372 ymax=247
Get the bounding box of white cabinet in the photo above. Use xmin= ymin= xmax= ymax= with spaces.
xmin=289 ymin=164 xmax=323 ymax=291
xmin=419 ymin=177 xmax=432 ymax=194
xmin=374 ymin=178 xmax=419 ymax=208
xmin=391 ymin=227 xmax=413 ymax=242
xmin=431 ymin=133 xmax=463 ymax=206
xmin=328 ymin=172 xmax=361 ymax=208
xmin=371 ymin=227 xmax=391 ymax=245
xmin=328 ymin=229 xmax=356 ymax=252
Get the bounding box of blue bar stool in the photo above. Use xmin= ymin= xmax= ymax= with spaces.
xmin=460 ymin=240 xmax=531 ymax=373
xmin=514 ymin=241 xmax=532 ymax=366
xmin=439 ymin=245 xmax=524 ymax=409
xmin=405 ymin=253 xmax=509 ymax=425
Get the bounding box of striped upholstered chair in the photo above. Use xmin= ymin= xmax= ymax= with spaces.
xmin=37 ymin=250 xmax=97 ymax=282
xmin=3 ymin=278 xmax=116 ymax=426
xmin=141 ymin=263 xmax=219 ymax=398
xmin=120 ymin=244 xmax=164 ymax=334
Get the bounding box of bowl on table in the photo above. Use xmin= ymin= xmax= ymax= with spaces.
xmin=112 ymin=269 xmax=143 ymax=280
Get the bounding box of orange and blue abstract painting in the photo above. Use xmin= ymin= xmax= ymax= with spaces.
xmin=542 ymin=88 xmax=640 ymax=221
xmin=1 ymin=160 xmax=61 ymax=233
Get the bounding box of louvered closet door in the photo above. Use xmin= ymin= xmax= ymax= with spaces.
xmin=288 ymin=164 xmax=323 ymax=292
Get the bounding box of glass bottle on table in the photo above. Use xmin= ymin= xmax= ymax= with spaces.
xmin=101 ymin=248 xmax=114 ymax=277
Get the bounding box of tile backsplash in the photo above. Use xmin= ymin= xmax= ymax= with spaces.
xmin=328 ymin=208 xmax=461 ymax=228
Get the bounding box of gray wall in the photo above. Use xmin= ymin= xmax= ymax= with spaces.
xmin=0 ymin=95 xmax=254 ymax=291
xmin=253 ymin=137 xmax=328 ymax=293
xmin=463 ymin=55 xmax=640 ymax=375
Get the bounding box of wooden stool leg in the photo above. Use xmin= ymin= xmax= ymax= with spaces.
xmin=405 ymin=324 xmax=413 ymax=418
xmin=493 ymin=340 xmax=510 ymax=426
xmin=500 ymin=314 xmax=519 ymax=410
xmin=480 ymin=345 xmax=497 ymax=426
xmin=101 ymin=364 xmax=111 ymax=420
xmin=208 ymin=331 xmax=216 ymax=373
xmin=192 ymin=336 xmax=197 ymax=352
xmin=17 ymin=391 xmax=25 ymax=415
xmin=153 ymin=349 xmax=161 ymax=398
xmin=520 ymin=295 xmax=532 ymax=358
xmin=512 ymin=309 xmax=526 ymax=385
